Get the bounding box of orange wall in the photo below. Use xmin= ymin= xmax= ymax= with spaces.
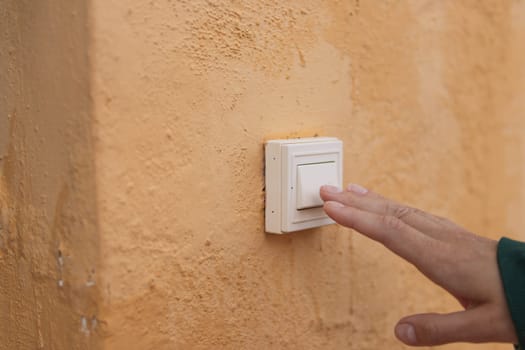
xmin=92 ymin=1 xmax=525 ymax=349
xmin=2 ymin=1 xmax=525 ymax=349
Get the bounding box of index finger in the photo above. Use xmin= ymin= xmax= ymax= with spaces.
xmin=324 ymin=201 xmax=448 ymax=282
xmin=320 ymin=185 xmax=464 ymax=243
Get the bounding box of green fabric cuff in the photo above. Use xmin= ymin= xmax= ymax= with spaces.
xmin=497 ymin=237 xmax=525 ymax=349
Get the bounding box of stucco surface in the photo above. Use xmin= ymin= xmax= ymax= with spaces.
xmin=2 ymin=0 xmax=525 ymax=350
xmin=0 ymin=1 xmax=100 ymax=349
xmin=91 ymin=1 xmax=525 ymax=349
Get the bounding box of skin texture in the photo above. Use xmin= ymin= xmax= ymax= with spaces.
xmin=321 ymin=184 xmax=517 ymax=347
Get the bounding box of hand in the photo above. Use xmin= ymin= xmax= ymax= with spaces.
xmin=320 ymin=184 xmax=517 ymax=347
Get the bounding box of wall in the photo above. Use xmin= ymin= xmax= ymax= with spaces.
xmin=0 ymin=1 xmax=100 ymax=349
xmin=91 ymin=1 xmax=525 ymax=350
xmin=2 ymin=1 xmax=525 ymax=350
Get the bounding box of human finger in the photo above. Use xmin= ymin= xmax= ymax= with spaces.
xmin=320 ymin=184 xmax=463 ymax=242
xmin=323 ymin=201 xmax=446 ymax=273
xmin=395 ymin=306 xmax=517 ymax=346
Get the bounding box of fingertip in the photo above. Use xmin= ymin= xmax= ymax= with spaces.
xmin=319 ymin=185 xmax=343 ymax=195
xmin=395 ymin=323 xmax=417 ymax=345
xmin=324 ymin=201 xmax=345 ymax=211
xmin=323 ymin=201 xmax=346 ymax=225
xmin=346 ymin=183 xmax=369 ymax=195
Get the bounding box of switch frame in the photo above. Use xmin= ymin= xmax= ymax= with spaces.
xmin=265 ymin=137 xmax=343 ymax=234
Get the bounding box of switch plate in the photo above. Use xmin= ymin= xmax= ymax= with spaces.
xmin=265 ymin=137 xmax=343 ymax=234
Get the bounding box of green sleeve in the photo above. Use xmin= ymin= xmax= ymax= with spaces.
xmin=497 ymin=237 xmax=525 ymax=349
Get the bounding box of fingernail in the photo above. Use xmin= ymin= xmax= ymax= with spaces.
xmin=347 ymin=183 xmax=368 ymax=195
xmin=395 ymin=323 xmax=416 ymax=345
xmin=325 ymin=201 xmax=345 ymax=209
xmin=321 ymin=185 xmax=342 ymax=193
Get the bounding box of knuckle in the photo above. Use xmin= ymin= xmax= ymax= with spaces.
xmin=394 ymin=206 xmax=412 ymax=219
xmin=393 ymin=205 xmax=415 ymax=219
xmin=384 ymin=201 xmax=416 ymax=220
xmin=380 ymin=214 xmax=405 ymax=231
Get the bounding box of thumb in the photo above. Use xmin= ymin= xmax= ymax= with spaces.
xmin=394 ymin=307 xmax=494 ymax=346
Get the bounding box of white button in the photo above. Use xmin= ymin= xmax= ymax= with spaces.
xmin=296 ymin=162 xmax=338 ymax=210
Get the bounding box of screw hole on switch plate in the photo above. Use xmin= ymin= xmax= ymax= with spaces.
xmin=290 ymin=186 xmax=294 ymax=190
xmin=271 ymin=210 xmax=275 ymax=213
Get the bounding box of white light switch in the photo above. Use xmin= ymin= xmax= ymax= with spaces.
xmin=296 ymin=162 xmax=338 ymax=210
xmin=265 ymin=137 xmax=343 ymax=234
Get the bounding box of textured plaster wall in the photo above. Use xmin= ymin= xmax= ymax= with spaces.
xmin=0 ymin=1 xmax=99 ymax=349
xmin=92 ymin=1 xmax=525 ymax=350
xmin=2 ymin=1 xmax=525 ymax=350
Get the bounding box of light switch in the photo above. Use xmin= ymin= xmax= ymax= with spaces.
xmin=265 ymin=137 xmax=343 ymax=234
xmin=296 ymin=162 xmax=337 ymax=210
